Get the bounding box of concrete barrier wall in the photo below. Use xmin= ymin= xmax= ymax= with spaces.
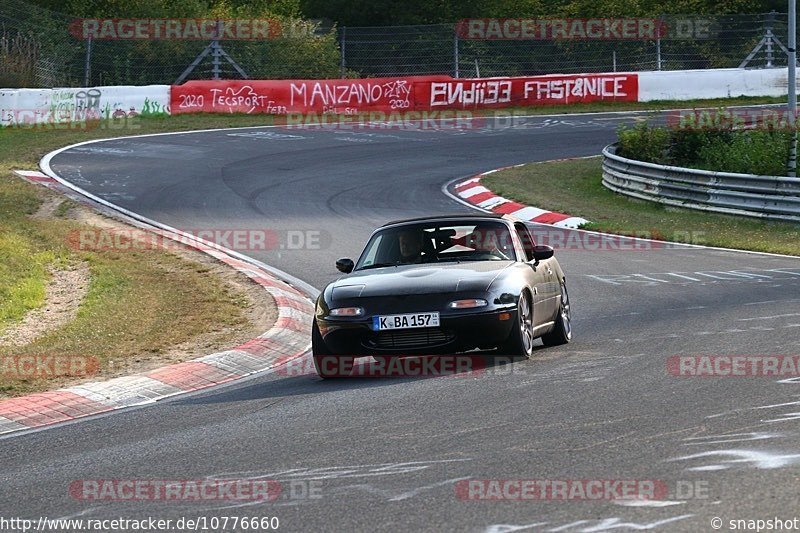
xmin=1 ymin=68 xmax=795 ymax=127
xmin=0 ymin=85 xmax=170 ymax=126
xmin=638 ymin=68 xmax=795 ymax=101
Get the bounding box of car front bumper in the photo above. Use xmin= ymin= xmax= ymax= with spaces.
xmin=317 ymin=307 xmax=517 ymax=356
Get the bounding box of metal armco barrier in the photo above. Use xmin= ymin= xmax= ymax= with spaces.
xmin=601 ymin=144 xmax=800 ymax=222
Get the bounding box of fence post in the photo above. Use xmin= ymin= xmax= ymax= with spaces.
xmin=656 ymin=15 xmax=663 ymax=70
xmin=612 ymin=50 xmax=617 ymax=72
xmin=211 ymin=21 xmax=221 ymax=80
xmin=453 ymin=30 xmax=459 ymax=78
xmin=83 ymin=35 xmax=92 ymax=86
xmin=656 ymin=35 xmax=662 ymax=70
xmin=340 ymin=26 xmax=346 ymax=78
xmin=788 ymin=3 xmax=797 ymax=177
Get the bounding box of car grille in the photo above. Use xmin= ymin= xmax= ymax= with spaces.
xmin=365 ymin=328 xmax=456 ymax=350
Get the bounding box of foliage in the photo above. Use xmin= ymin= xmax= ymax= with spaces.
xmin=616 ymin=121 xmax=671 ymax=164
xmin=616 ymin=118 xmax=792 ymax=176
xmin=0 ymin=31 xmax=40 ymax=87
xmin=298 ymin=0 xmax=773 ymax=26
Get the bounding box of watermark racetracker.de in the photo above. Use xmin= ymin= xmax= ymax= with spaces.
xmin=454 ymin=479 xmax=710 ymax=501
xmin=1 ymin=355 xmax=99 ymax=379
xmin=0 ymin=110 xmax=140 ymax=131
xmin=668 ymin=355 xmax=800 ymax=377
xmin=66 ymin=228 xmax=329 ymax=253
xmin=68 ymin=18 xmax=288 ymax=40
xmin=455 ymin=17 xmax=714 ymax=41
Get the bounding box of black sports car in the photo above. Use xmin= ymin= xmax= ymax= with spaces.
xmin=311 ymin=214 xmax=571 ymax=377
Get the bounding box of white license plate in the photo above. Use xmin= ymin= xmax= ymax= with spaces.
xmin=373 ymin=312 xmax=440 ymax=331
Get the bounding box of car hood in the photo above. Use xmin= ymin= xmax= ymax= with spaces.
xmin=329 ymin=261 xmax=513 ymax=298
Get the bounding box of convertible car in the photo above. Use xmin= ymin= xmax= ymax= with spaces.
xmin=311 ymin=214 xmax=571 ymax=377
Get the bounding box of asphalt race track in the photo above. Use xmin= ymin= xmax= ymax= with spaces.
xmin=3 ymin=111 xmax=800 ymax=532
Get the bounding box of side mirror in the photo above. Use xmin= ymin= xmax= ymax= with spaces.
xmin=336 ymin=258 xmax=354 ymax=273
xmin=532 ymin=245 xmax=554 ymax=262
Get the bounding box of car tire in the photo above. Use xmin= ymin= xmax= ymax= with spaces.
xmin=542 ymin=281 xmax=572 ymax=347
xmin=312 ymin=320 xmax=353 ymax=378
xmin=500 ymin=290 xmax=535 ymax=359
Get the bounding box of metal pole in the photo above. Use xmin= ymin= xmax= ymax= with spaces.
xmin=789 ymin=0 xmax=797 ymax=176
xmin=340 ymin=26 xmax=346 ymax=78
xmin=767 ymin=29 xmax=774 ymax=68
xmin=656 ymin=35 xmax=661 ymax=70
xmin=656 ymin=15 xmax=663 ymax=70
xmin=211 ymin=21 xmax=221 ymax=80
xmin=612 ymin=50 xmax=617 ymax=72
xmin=454 ymin=31 xmax=459 ymax=78
xmin=84 ymin=35 xmax=92 ymax=86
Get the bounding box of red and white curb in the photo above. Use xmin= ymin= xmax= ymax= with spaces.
xmin=0 ymin=170 xmax=315 ymax=436
xmin=452 ymin=165 xmax=589 ymax=229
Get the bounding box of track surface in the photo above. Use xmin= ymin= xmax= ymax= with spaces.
xmin=3 ymin=112 xmax=800 ymax=532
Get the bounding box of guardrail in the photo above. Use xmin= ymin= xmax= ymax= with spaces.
xmin=601 ymin=144 xmax=800 ymax=222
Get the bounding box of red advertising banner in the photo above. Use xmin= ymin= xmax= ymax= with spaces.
xmin=171 ymin=76 xmax=451 ymax=115
xmin=414 ymin=74 xmax=639 ymax=110
xmin=171 ymin=73 xmax=639 ymax=115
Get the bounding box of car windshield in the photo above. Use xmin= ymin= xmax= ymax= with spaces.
xmin=355 ymin=221 xmax=517 ymax=270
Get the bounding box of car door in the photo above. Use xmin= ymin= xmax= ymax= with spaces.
xmin=514 ymin=222 xmax=556 ymax=327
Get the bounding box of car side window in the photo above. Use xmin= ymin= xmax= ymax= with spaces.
xmin=361 ymin=235 xmax=383 ymax=267
xmin=514 ymin=222 xmax=536 ymax=262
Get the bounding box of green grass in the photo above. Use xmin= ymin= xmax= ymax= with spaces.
xmin=482 ymin=157 xmax=800 ymax=256
xmin=0 ymin=183 xmax=65 ymax=330
xmin=481 ymin=95 xmax=786 ymax=116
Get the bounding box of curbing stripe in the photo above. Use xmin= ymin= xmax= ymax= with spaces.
xmin=531 ymin=211 xmax=572 ymax=225
xmin=146 ymin=362 xmax=240 ymax=392
xmin=458 ymin=185 xmax=490 ymax=198
xmin=553 ymin=216 xmax=590 ymax=229
xmin=452 ymin=169 xmax=590 ymax=229
xmin=492 ymin=201 xmax=527 ymax=214
xmin=511 ymin=206 xmax=550 ymax=220
xmin=477 ymin=196 xmax=510 ymax=209
xmin=67 ymin=377 xmax=185 ymax=408
xmin=0 ymin=415 xmax=28 ymax=433
xmin=467 ymin=191 xmax=498 ymax=205
xmin=1 ymin=170 xmax=314 ymax=436
xmin=0 ymin=392 xmax=112 ymax=427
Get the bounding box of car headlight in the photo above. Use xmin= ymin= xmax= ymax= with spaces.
xmin=329 ymin=307 xmax=365 ymax=317
xmin=448 ymin=299 xmax=488 ymax=309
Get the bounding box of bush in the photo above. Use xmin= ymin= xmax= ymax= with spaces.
xmin=694 ymin=130 xmax=791 ymax=176
xmin=616 ymin=122 xmax=670 ymax=164
xmin=0 ymin=31 xmax=39 ymax=88
xmin=616 ymin=120 xmax=793 ymax=176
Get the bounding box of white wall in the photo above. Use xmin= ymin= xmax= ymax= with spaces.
xmin=638 ymin=68 xmax=795 ymax=101
xmin=0 ymin=85 xmax=170 ymax=126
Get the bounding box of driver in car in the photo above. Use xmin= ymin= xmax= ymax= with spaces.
xmin=467 ymin=225 xmax=512 ymax=260
xmin=398 ymin=229 xmax=427 ymax=264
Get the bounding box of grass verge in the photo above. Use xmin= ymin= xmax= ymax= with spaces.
xmin=482 ymin=157 xmax=800 ymax=256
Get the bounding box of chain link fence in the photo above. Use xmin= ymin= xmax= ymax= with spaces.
xmin=340 ymin=14 xmax=793 ymax=77
xmin=0 ymin=0 xmax=796 ymax=88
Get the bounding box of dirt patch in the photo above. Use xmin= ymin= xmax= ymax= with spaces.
xmin=30 ymin=195 xmax=63 ymax=219
xmin=99 ymin=250 xmax=279 ymax=380
xmin=0 ymin=262 xmax=90 ymax=346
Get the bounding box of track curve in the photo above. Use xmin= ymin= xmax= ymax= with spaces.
xmin=3 ymin=112 xmax=800 ymax=532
